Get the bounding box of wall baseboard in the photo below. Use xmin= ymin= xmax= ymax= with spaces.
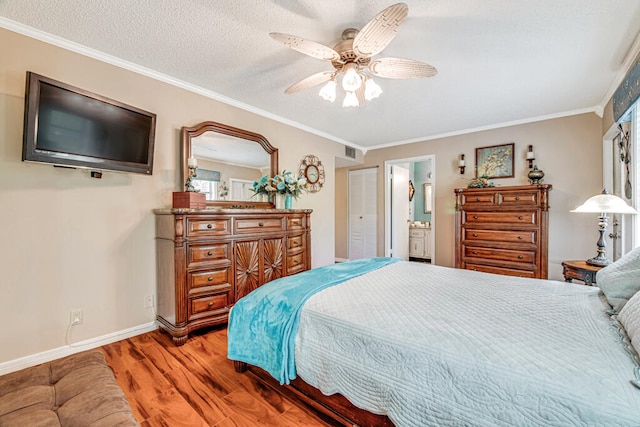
xmin=334 ymin=257 xmax=350 ymax=263
xmin=0 ymin=322 xmax=157 ymax=376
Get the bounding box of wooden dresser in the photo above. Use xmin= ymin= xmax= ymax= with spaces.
xmin=154 ymin=208 xmax=312 ymax=344
xmin=454 ymin=184 xmax=552 ymax=279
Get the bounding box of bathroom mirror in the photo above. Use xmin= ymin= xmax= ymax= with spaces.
xmin=181 ymin=121 xmax=278 ymax=208
xmin=424 ymin=184 xmax=432 ymax=213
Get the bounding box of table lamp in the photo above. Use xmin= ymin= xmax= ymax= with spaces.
xmin=571 ymin=189 xmax=637 ymax=266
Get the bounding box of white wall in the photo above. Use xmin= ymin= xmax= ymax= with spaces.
xmin=0 ymin=27 xmax=341 ymax=364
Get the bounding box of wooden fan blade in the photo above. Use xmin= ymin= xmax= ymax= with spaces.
xmin=369 ymin=57 xmax=438 ymax=79
xmin=285 ymin=71 xmax=334 ymax=94
xmin=353 ymin=3 xmax=408 ymax=58
xmin=270 ymin=32 xmax=340 ymax=62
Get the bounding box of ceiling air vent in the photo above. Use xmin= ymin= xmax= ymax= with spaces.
xmin=345 ymin=146 xmax=356 ymax=159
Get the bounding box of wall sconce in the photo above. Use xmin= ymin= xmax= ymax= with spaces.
xmin=526 ymin=145 xmax=535 ymax=169
xmin=458 ymin=154 xmax=466 ymax=174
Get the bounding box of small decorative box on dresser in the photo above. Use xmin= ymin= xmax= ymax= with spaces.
xmin=454 ymin=184 xmax=552 ymax=279
xmin=154 ymin=208 xmax=312 ymax=345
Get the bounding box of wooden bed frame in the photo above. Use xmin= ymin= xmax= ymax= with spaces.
xmin=234 ymin=361 xmax=394 ymax=427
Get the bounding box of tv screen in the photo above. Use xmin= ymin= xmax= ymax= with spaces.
xmin=22 ymin=72 xmax=156 ymax=175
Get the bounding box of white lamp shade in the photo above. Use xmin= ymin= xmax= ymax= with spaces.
xmin=341 ymin=63 xmax=362 ymax=92
xmin=319 ymin=80 xmax=336 ymax=102
xmin=364 ymin=78 xmax=383 ymax=100
xmin=571 ymin=192 xmax=637 ymax=214
xmin=342 ymin=91 xmax=359 ymax=107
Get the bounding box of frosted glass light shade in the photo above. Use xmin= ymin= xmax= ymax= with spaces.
xmin=571 ymin=191 xmax=637 ymax=214
xmin=341 ymin=63 xmax=362 ymax=92
xmin=343 ymin=91 xmax=359 ymax=107
xmin=319 ymin=80 xmax=336 ymax=102
xmin=364 ymin=78 xmax=383 ymax=100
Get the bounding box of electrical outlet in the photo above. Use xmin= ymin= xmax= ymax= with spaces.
xmin=144 ymin=295 xmax=154 ymax=309
xmin=70 ymin=309 xmax=83 ymax=325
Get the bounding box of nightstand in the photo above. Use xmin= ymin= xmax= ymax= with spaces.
xmin=561 ymin=260 xmax=603 ymax=286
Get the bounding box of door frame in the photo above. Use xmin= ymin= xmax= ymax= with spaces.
xmin=384 ymin=154 xmax=436 ymax=262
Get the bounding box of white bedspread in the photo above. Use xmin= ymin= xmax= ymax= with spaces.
xmin=294 ymin=261 xmax=640 ymax=426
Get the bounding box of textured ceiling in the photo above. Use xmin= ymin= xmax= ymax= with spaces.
xmin=1 ymin=1 xmax=640 ymax=150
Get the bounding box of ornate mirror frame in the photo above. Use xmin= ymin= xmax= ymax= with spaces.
xmin=181 ymin=121 xmax=278 ymax=208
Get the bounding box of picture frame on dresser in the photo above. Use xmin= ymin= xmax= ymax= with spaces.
xmin=475 ymin=143 xmax=514 ymax=178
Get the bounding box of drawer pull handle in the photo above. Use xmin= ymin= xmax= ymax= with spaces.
xmin=258 ymin=222 xmax=264 ymax=227
xmin=472 ymin=250 xmax=478 ymax=255
xmin=207 ymin=251 xmax=213 ymax=256
xmin=207 ymin=276 xmax=213 ymax=282
xmin=472 ymin=233 xmax=478 ymax=237
xmin=515 ymin=196 xmax=520 ymax=201
xmin=294 ymin=260 xmax=300 ymax=265
xmin=518 ymin=216 xmax=523 ymax=220
xmin=207 ymin=224 xmax=213 ymax=229
xmin=473 ymin=215 xmax=478 ymax=219
xmin=208 ymin=302 xmax=214 ymax=307
xmin=472 ymin=268 xmax=477 ymax=271
xmin=476 ymin=197 xmax=480 ymax=201
xmin=518 ymin=235 xmax=523 ymax=240
xmin=518 ymin=255 xmax=524 ymax=259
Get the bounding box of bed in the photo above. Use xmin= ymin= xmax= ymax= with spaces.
xmin=228 ymin=254 xmax=640 ymax=426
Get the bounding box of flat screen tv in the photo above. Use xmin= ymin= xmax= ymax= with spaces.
xmin=22 ymin=72 xmax=156 ymax=175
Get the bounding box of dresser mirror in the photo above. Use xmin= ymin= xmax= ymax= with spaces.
xmin=181 ymin=121 xmax=278 ymax=208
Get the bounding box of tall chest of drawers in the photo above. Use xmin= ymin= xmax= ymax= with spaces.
xmin=154 ymin=208 xmax=312 ymax=345
xmin=454 ymin=185 xmax=552 ymax=279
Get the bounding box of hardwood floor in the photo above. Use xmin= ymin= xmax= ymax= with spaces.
xmin=101 ymin=326 xmax=332 ymax=426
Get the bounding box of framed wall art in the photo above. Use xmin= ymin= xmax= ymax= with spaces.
xmin=475 ymin=143 xmax=514 ymax=178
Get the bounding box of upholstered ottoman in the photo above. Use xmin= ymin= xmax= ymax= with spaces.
xmin=0 ymin=349 xmax=138 ymax=426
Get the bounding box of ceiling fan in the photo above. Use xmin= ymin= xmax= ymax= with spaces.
xmin=270 ymin=3 xmax=437 ymax=107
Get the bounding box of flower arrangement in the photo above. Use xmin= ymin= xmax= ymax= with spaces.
xmin=272 ymin=170 xmax=307 ymax=199
xmin=467 ymin=174 xmax=495 ymax=188
xmin=251 ymin=175 xmax=275 ymax=197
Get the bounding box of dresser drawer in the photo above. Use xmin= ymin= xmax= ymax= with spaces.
xmin=288 ymin=234 xmax=305 ymax=251
xmin=497 ymin=190 xmax=539 ymax=206
xmin=187 ymin=268 xmax=232 ymax=295
xmin=187 ymin=218 xmax=231 ymax=237
xmin=464 ymin=246 xmax=535 ymax=263
xmin=461 ymin=193 xmax=495 ymax=206
xmin=189 ymin=293 xmax=230 ymax=320
xmin=465 ymin=263 xmax=537 ymax=278
xmin=287 ymin=215 xmax=305 ymax=230
xmin=188 ymin=243 xmax=231 ymax=267
xmin=287 ymin=252 xmax=306 ymax=275
xmin=464 ymin=211 xmax=537 ymax=225
xmin=464 ymin=229 xmax=536 ymax=244
xmin=234 ymin=217 xmax=285 ymax=234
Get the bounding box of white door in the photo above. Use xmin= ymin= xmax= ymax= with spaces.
xmin=348 ymin=168 xmax=377 ymax=259
xmin=391 ymin=165 xmax=410 ymax=260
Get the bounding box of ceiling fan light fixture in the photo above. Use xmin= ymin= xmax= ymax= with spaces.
xmin=319 ymin=80 xmax=337 ymax=102
xmin=364 ymin=77 xmax=383 ymax=101
xmin=343 ymin=91 xmax=359 ymax=108
xmin=341 ymin=63 xmax=362 ymax=92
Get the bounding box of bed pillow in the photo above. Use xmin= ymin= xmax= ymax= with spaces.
xmin=597 ymin=246 xmax=640 ymax=312
xmin=618 ymin=289 xmax=640 ymax=358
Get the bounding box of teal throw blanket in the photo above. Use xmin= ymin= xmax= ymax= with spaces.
xmin=227 ymin=257 xmax=401 ymax=384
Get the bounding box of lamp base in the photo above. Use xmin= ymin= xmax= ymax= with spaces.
xmin=586 ymin=255 xmax=610 ymax=267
